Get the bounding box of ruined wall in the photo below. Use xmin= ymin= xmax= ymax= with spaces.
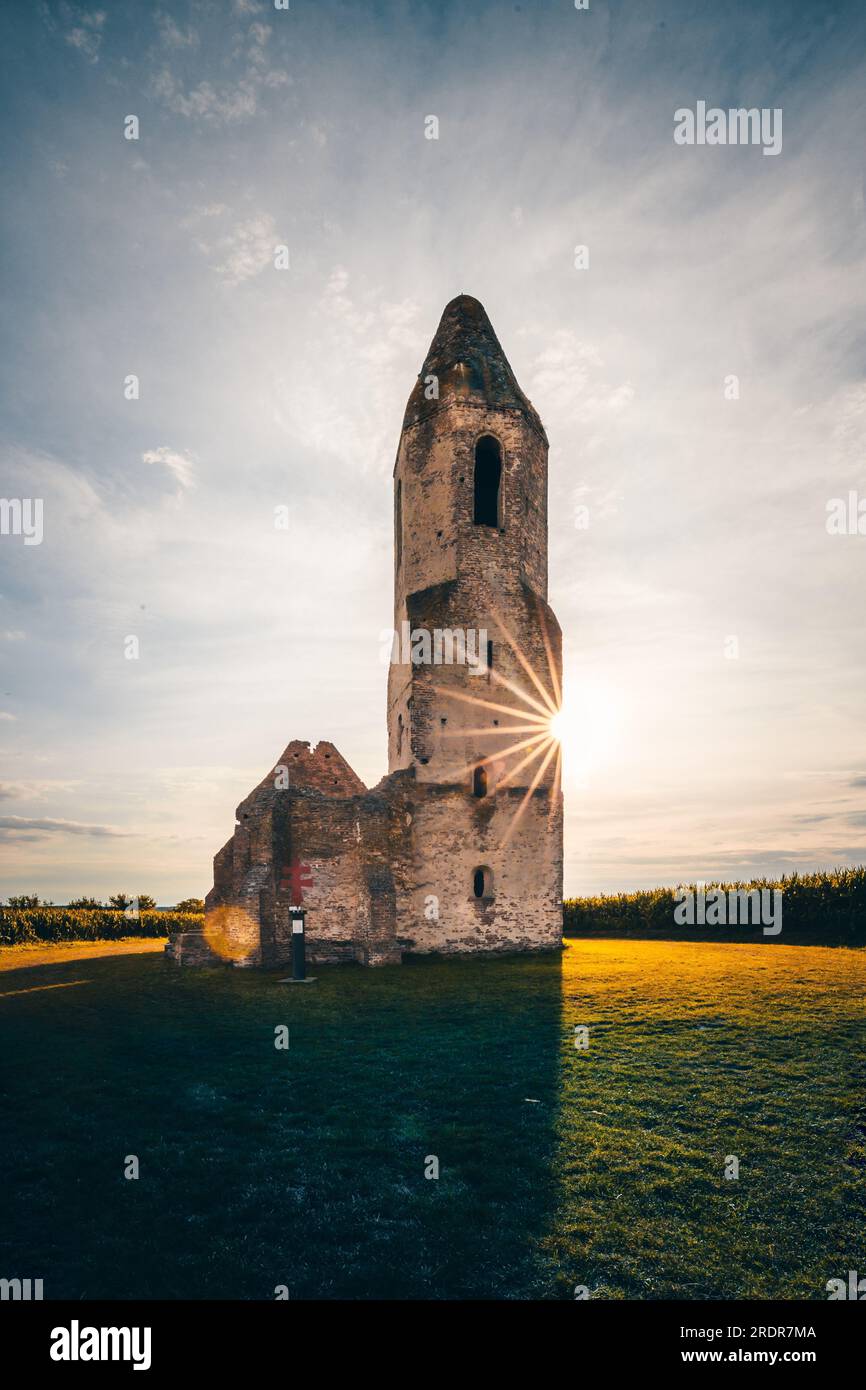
xmin=169 ymin=741 xmax=406 ymax=968
xmin=396 ymin=784 xmax=562 ymax=956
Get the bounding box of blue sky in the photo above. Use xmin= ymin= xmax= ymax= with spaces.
xmin=1 ymin=0 xmax=865 ymax=901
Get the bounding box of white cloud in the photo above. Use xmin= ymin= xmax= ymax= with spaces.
xmin=150 ymin=10 xmax=288 ymax=125
xmin=0 ymin=780 xmax=81 ymax=801
xmin=830 ymin=383 xmax=866 ymax=470
xmin=211 ymin=214 xmax=278 ymax=284
xmin=152 ymin=70 xmax=258 ymax=123
xmin=155 ymin=13 xmax=198 ymax=50
xmin=525 ymin=332 xmax=634 ymax=434
xmin=64 ymin=8 xmax=106 ymax=63
xmin=142 ymin=447 xmax=196 ymax=495
xmin=266 ymin=272 xmax=422 ymax=473
xmin=0 ymin=815 xmax=129 ymax=841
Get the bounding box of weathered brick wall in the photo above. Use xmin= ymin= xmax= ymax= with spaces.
xmin=268 ymin=788 xmax=404 ymax=967
xmin=388 ymin=403 xmax=552 ymax=773
xmin=173 ymin=743 xmax=411 ymax=968
xmin=401 ymin=578 xmax=561 ymax=789
xmin=395 ymin=784 xmax=562 ymax=956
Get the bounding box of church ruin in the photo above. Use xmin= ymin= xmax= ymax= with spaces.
xmin=167 ymin=294 xmax=563 ymax=967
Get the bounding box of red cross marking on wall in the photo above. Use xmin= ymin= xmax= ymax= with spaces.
xmin=278 ymin=860 xmax=314 ymax=903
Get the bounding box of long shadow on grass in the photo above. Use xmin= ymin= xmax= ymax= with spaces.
xmin=0 ymin=948 xmax=564 ymax=1299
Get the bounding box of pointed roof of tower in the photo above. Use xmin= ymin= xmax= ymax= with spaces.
xmin=403 ymin=294 xmax=546 ymax=439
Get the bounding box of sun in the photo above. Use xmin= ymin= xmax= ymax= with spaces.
xmin=548 ymin=681 xmax=622 ymax=782
xmin=548 ymin=709 xmax=567 ymax=744
xmin=432 ymin=602 xmax=623 ymax=843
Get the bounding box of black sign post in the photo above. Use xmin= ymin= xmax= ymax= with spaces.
xmin=279 ymin=907 xmax=316 ymax=984
xmin=291 ymin=907 xmax=306 ymax=980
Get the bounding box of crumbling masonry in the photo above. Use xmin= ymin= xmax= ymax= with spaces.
xmin=167 ymin=295 xmax=563 ymax=967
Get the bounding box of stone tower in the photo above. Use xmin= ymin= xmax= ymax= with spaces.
xmin=169 ymin=293 xmax=563 ymax=969
xmin=386 ymin=294 xmax=563 ymax=952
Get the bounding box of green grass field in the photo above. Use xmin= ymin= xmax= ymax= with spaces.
xmin=1 ymin=938 xmax=863 ymax=1300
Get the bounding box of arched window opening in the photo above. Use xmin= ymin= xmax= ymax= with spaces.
xmin=473 ymin=436 xmax=501 ymax=527
xmin=473 ymin=865 xmax=493 ymax=899
xmin=395 ymin=479 xmax=403 ymax=568
xmin=473 ymin=765 xmax=488 ymax=798
xmin=486 ymin=639 xmax=494 ymax=671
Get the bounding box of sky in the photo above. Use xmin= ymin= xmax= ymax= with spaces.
xmin=1 ymin=0 xmax=865 ymax=902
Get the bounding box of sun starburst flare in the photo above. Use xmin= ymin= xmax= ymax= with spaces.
xmin=432 ymin=604 xmax=564 ymax=848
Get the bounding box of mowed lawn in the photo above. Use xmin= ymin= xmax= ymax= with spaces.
xmin=0 ymin=938 xmax=863 ymax=1300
